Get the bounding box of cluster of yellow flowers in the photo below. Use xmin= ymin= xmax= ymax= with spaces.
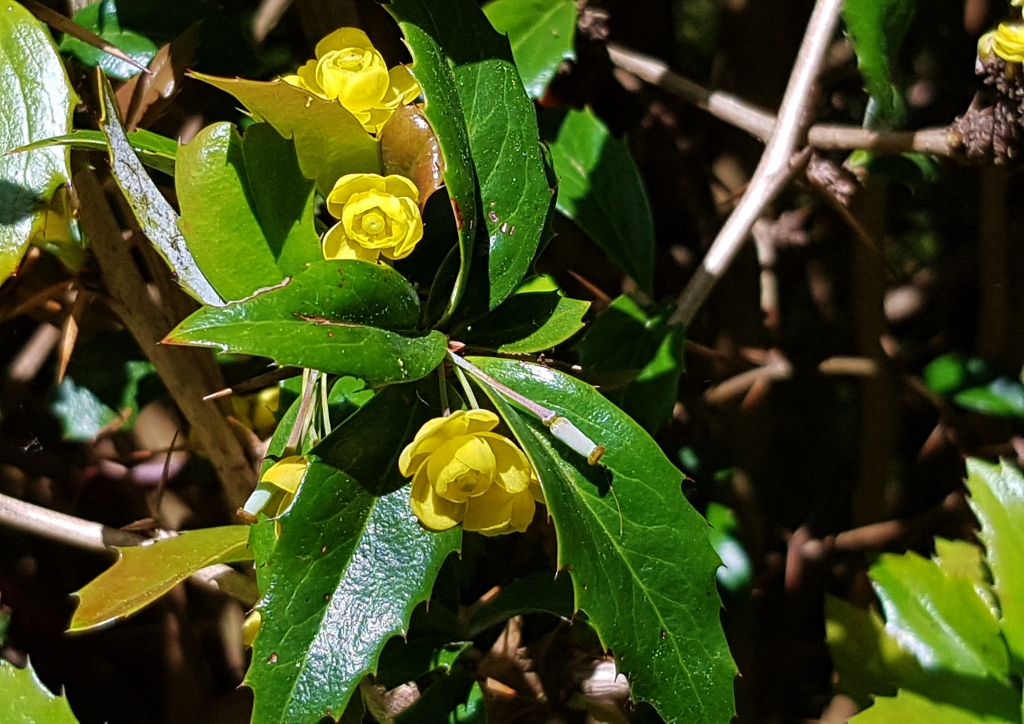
xmin=399 ymin=410 xmax=544 ymax=536
xmin=285 ymin=28 xmax=426 ymax=264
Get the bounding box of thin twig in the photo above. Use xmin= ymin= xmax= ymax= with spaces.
xmin=607 ymin=43 xmax=954 ymax=156
xmin=0 ymin=492 xmax=258 ymax=607
xmin=670 ymin=0 xmax=845 ymax=327
xmin=22 ymin=0 xmax=150 ymax=75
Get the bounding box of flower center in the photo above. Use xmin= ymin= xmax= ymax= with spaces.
xmin=360 ymin=210 xmax=386 ymax=236
xmin=335 ymin=48 xmax=369 ymax=72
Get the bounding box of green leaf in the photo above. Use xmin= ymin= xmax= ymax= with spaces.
xmin=69 ymin=526 xmax=252 ymax=632
xmin=932 ymin=538 xmax=997 ymax=613
xmin=954 ymin=379 xmax=1024 ymax=419
xmin=576 ymin=296 xmax=684 ymax=433
xmin=388 ymin=0 xmax=554 ymax=315
xmin=868 ymin=551 xmax=1018 ymax=717
xmin=705 ymin=503 xmax=751 ymax=593
xmin=0 ymin=0 xmax=75 ymax=284
xmin=467 ymin=571 xmax=573 ymax=636
xmin=469 ymin=357 xmax=736 ymax=723
xmin=165 ymin=260 xmax=446 ymax=384
xmin=246 ymin=383 xmax=460 ymax=723
xmin=965 ymin=459 xmax=1024 ymax=676
xmin=96 ymin=74 xmax=222 ymax=306
xmin=59 ymin=0 xmax=157 ymax=80
xmin=547 ymin=108 xmax=654 ymax=292
xmin=0 ymin=659 xmax=78 ymax=724
xmin=852 ymin=689 xmax=1001 ymax=724
xmin=483 ymin=0 xmax=577 ymax=99
xmin=825 ymin=594 xmax=923 ymax=708
xmin=460 ymin=291 xmax=589 ymax=353
xmin=191 ymin=73 xmax=381 ymax=195
xmin=841 ymin=0 xmax=914 ymax=128
xmin=12 ymin=129 xmax=177 ymax=177
xmin=176 ymin=122 xmax=319 ymax=301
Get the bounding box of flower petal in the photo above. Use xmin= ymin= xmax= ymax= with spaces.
xmin=479 ymin=433 xmax=532 ymax=494
xmin=322 ymin=223 xmax=379 ymax=262
xmin=261 ymin=456 xmax=308 ymax=494
xmin=327 ymin=173 xmax=387 ymax=217
xmin=383 ymin=174 xmax=419 ymax=202
xmin=398 ymin=410 xmax=501 ymax=477
xmin=411 ymin=464 xmax=464 ymax=531
xmin=315 ymin=27 xmax=375 ymax=57
xmin=463 ymin=485 xmax=516 ymax=536
xmin=429 ymin=435 xmax=496 ymax=503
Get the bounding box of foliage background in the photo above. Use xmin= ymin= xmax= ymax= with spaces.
xmin=1 ymin=0 xmax=1021 ymax=721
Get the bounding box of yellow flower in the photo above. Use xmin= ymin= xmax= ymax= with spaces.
xmin=991 ymin=23 xmax=1024 ymax=64
xmin=322 ymin=173 xmax=423 ymax=262
xmin=283 ymin=27 xmax=421 ymax=134
xmin=240 ymin=455 xmax=309 ymax=520
xmin=398 ymin=410 xmax=542 ymax=536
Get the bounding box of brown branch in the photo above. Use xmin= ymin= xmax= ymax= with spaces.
xmin=74 ymin=169 xmax=256 ymax=511
xmin=669 ymin=0 xmax=845 ymax=327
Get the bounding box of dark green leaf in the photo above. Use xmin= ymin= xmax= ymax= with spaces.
xmin=852 ymin=689 xmax=1001 ymax=724
xmin=70 ymin=526 xmax=252 ymax=632
xmin=176 ymin=122 xmax=319 ymax=300
xmin=547 ymin=108 xmax=654 ymax=292
xmin=576 ymin=296 xmax=684 ymax=433
xmin=96 ymin=74 xmax=222 ymax=306
xmin=165 ymin=260 xmax=446 ymax=384
xmin=388 ymin=0 xmax=554 ymax=316
xmin=12 ymin=129 xmax=177 ymax=177
xmin=965 ymin=459 xmax=1024 ymax=676
xmin=467 ymin=571 xmax=573 ymax=635
xmin=60 ymin=0 xmax=157 ymax=80
xmin=460 ymin=291 xmax=589 ymax=353
xmin=484 ymin=0 xmax=577 ymax=99
xmin=0 ymin=659 xmax=78 ymax=724
xmin=246 ymin=383 xmax=460 ymax=723
xmin=841 ymin=0 xmax=914 ymax=127
xmin=954 ymin=379 xmax=1024 ymax=419
xmin=0 ymin=0 xmax=75 ymax=284
xmin=470 ymin=357 xmax=736 ymax=723
xmin=191 ymin=73 xmax=381 ymax=195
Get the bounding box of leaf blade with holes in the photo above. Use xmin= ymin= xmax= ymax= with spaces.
xmin=0 ymin=0 xmax=76 ymax=284
xmin=387 ymin=0 xmax=554 ymax=316
xmin=69 ymin=526 xmax=252 ymax=632
xmin=468 ymin=356 xmax=736 ymax=723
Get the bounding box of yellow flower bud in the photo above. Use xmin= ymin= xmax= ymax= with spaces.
xmin=241 ymin=455 xmax=309 ymax=519
xmin=282 ymin=27 xmax=421 ymax=134
xmin=322 ymin=173 xmax=423 ymax=262
xmin=399 ymin=410 xmax=541 ymax=536
xmin=992 ymin=22 xmax=1024 ymax=64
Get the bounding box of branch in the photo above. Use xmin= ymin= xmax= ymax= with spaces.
xmin=0 ymin=492 xmax=258 ymax=607
xmin=669 ymin=0 xmax=845 ymax=327
xmin=607 ymin=44 xmax=954 ymax=156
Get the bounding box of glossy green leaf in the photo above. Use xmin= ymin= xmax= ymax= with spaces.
xmin=705 ymin=503 xmax=751 ymax=593
xmin=954 ymin=379 xmax=1024 ymax=419
xmin=484 ymin=0 xmax=577 ymax=98
xmin=165 ymin=260 xmax=446 ymax=384
xmin=388 ymin=0 xmax=554 ymax=315
xmin=246 ymin=383 xmax=460 ymax=723
xmin=869 ymin=551 xmax=1011 ymax=682
xmin=825 ymin=594 xmax=922 ymax=708
xmin=576 ymin=296 xmax=684 ymax=433
xmin=69 ymin=526 xmax=252 ymax=632
xmin=470 ymin=357 xmax=736 ymax=723
xmin=547 ymin=108 xmax=654 ymax=292
xmin=0 ymin=659 xmax=78 ymax=724
xmin=192 ymin=73 xmax=380 ymax=195
xmin=965 ymin=459 xmax=1024 ymax=675
xmin=0 ymin=0 xmax=75 ymax=284
xmin=459 ymin=291 xmax=589 ymax=353
xmin=932 ymin=538 xmax=998 ymax=614
xmin=176 ymin=122 xmax=319 ymax=301
xmin=12 ymin=129 xmax=177 ymax=177
xmin=841 ymin=0 xmax=914 ymax=127
xmin=852 ymin=689 xmax=1000 ymax=724
xmin=96 ymin=74 xmax=222 ymax=306
xmin=59 ymin=0 xmax=157 ymax=80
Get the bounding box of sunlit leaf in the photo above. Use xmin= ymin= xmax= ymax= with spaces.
xmin=0 ymin=659 xmax=78 ymax=724
xmin=459 ymin=290 xmax=589 ymax=353
xmin=191 ymin=73 xmax=381 ymax=195
xmin=69 ymin=526 xmax=252 ymax=632
xmin=0 ymin=0 xmax=75 ymax=284
xmin=12 ymin=129 xmax=177 ymax=177
xmin=852 ymin=688 xmax=1003 ymax=724
xmin=841 ymin=0 xmax=914 ymax=127
xmin=484 ymin=0 xmax=577 ymax=98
